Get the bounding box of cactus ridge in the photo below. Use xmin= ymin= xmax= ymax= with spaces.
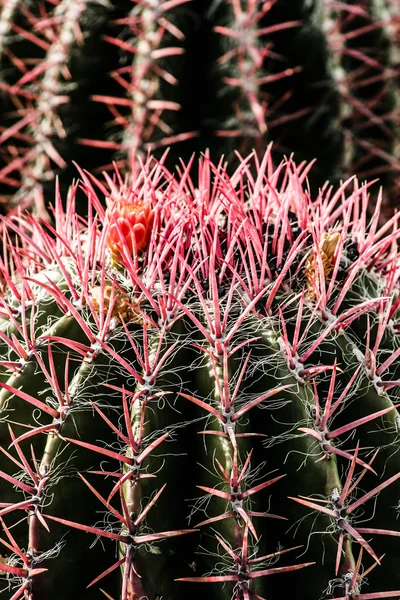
xmin=0 ymin=149 xmax=399 ymax=599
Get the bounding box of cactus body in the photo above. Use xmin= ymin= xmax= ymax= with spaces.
xmin=0 ymin=150 xmax=400 ymax=599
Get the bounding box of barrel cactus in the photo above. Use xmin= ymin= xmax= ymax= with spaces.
xmin=0 ymin=149 xmax=399 ymax=599
xmin=1 ymin=0 xmax=400 ymax=218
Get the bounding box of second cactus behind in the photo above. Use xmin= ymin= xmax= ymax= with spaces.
xmin=1 ymin=0 xmax=400 ymax=218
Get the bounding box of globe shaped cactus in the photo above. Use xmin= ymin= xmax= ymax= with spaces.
xmin=0 ymin=149 xmax=399 ymax=600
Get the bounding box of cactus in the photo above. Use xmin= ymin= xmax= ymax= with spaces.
xmin=0 ymin=149 xmax=400 ymax=599
xmin=1 ymin=0 xmax=400 ymax=218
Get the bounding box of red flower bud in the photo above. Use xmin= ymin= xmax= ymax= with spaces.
xmin=105 ymin=196 xmax=154 ymax=261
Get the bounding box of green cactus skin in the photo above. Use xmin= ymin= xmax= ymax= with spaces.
xmin=0 ymin=0 xmax=400 ymax=219
xmin=0 ymin=149 xmax=399 ymax=600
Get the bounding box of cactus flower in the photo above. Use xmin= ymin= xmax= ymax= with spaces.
xmin=105 ymin=195 xmax=155 ymax=260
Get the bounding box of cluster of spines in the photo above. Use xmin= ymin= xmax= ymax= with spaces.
xmin=81 ymin=0 xmax=197 ymax=171
xmin=0 ymin=0 xmax=109 ymax=217
xmin=0 ymin=150 xmax=399 ymax=598
xmin=318 ymin=0 xmax=400 ymax=212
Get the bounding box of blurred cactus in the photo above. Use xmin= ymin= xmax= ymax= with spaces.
xmin=0 ymin=0 xmax=400 ymax=218
xmin=0 ymin=149 xmax=399 ymax=599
